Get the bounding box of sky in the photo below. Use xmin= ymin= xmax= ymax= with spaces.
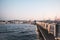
xmin=0 ymin=0 xmax=60 ymax=20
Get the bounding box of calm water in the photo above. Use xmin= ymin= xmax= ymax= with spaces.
xmin=0 ymin=24 xmax=40 ymax=40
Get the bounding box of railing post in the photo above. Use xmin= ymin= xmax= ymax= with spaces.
xmin=48 ymin=24 xmax=50 ymax=32
xmin=54 ymin=24 xmax=56 ymax=37
xmin=45 ymin=24 xmax=47 ymax=29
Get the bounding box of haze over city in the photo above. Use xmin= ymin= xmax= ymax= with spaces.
xmin=0 ymin=0 xmax=60 ymax=20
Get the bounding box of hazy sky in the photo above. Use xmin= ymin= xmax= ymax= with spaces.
xmin=0 ymin=0 xmax=60 ymax=20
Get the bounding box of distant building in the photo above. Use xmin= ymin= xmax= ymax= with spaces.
xmin=0 ymin=20 xmax=6 ymax=24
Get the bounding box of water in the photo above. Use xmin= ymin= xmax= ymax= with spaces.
xmin=0 ymin=24 xmax=40 ymax=40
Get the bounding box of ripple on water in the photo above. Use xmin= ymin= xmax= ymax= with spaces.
xmin=0 ymin=24 xmax=41 ymax=40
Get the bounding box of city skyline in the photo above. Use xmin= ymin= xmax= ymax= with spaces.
xmin=0 ymin=0 xmax=60 ymax=20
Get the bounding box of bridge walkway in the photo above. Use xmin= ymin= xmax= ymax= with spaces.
xmin=37 ymin=25 xmax=55 ymax=40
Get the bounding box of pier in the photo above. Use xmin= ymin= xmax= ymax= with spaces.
xmin=34 ymin=21 xmax=60 ymax=40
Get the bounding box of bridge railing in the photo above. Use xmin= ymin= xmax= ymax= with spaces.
xmin=36 ymin=22 xmax=57 ymax=36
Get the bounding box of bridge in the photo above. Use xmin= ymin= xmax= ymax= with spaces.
xmin=34 ymin=21 xmax=60 ymax=40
